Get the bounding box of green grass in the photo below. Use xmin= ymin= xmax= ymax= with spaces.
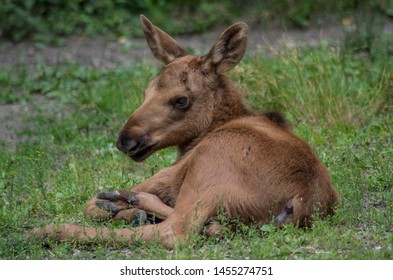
xmin=0 ymin=42 xmax=392 ymax=259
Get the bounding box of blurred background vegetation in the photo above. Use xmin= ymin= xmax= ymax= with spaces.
xmin=0 ymin=0 xmax=392 ymax=44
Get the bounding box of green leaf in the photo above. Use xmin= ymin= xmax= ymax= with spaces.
xmin=260 ymin=224 xmax=272 ymax=232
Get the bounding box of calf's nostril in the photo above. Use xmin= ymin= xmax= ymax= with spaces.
xmin=116 ymin=134 xmax=140 ymax=154
xmin=126 ymin=140 xmax=140 ymax=153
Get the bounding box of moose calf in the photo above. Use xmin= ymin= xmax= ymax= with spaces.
xmin=32 ymin=15 xmax=339 ymax=249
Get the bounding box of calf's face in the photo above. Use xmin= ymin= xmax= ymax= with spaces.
xmin=116 ymin=56 xmax=215 ymax=161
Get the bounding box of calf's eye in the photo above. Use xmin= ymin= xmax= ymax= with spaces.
xmin=174 ymin=97 xmax=189 ymax=109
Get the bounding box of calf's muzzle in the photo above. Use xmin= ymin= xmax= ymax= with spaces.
xmin=116 ymin=130 xmax=156 ymax=162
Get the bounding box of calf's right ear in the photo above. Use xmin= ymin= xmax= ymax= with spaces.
xmin=140 ymin=15 xmax=187 ymax=65
xmin=203 ymin=22 xmax=248 ymax=74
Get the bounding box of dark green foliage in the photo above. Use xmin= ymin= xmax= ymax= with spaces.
xmin=250 ymin=0 xmax=393 ymax=27
xmin=1 ymin=0 xmax=392 ymax=43
xmin=0 ymin=0 xmax=231 ymax=43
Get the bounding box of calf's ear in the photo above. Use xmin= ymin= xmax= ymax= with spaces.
xmin=140 ymin=15 xmax=187 ymax=64
xmin=203 ymin=22 xmax=248 ymax=74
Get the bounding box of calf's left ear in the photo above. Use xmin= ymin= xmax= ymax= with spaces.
xmin=203 ymin=22 xmax=248 ymax=74
xmin=140 ymin=15 xmax=187 ymax=64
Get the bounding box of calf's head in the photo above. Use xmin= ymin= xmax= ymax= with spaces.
xmin=117 ymin=15 xmax=248 ymax=161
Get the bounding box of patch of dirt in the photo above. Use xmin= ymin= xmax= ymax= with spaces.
xmin=0 ymin=95 xmax=53 ymax=150
xmin=0 ymin=102 xmax=27 ymax=149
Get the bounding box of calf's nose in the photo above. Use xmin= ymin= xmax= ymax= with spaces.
xmin=116 ymin=133 xmax=140 ymax=154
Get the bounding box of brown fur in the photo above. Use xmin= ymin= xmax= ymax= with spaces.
xmin=31 ymin=15 xmax=339 ymax=249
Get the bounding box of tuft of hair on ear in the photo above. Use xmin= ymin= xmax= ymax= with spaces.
xmin=262 ymin=111 xmax=292 ymax=131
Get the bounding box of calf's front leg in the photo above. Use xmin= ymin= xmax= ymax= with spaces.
xmin=84 ymin=163 xmax=185 ymax=222
xmin=84 ymin=195 xmax=148 ymax=225
xmin=95 ymin=190 xmax=174 ymax=220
